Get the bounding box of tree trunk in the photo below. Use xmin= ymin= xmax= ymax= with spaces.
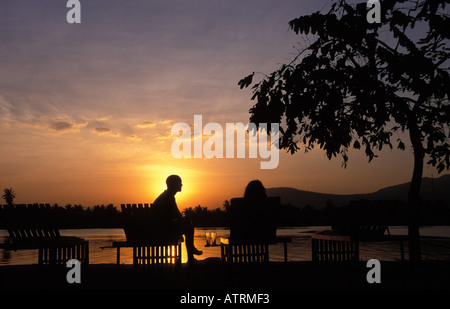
xmin=408 ymin=114 xmax=424 ymax=262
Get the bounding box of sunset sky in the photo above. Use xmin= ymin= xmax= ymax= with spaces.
xmin=1 ymin=0 xmax=448 ymax=210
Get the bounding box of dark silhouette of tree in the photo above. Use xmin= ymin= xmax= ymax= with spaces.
xmin=239 ymin=0 xmax=449 ymax=262
xmin=2 ymin=188 xmax=16 ymax=206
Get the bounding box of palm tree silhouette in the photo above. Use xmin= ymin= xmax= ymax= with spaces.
xmin=2 ymin=188 xmax=16 ymax=206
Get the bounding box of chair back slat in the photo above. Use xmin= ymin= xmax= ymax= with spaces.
xmin=120 ymin=203 xmax=179 ymax=244
xmin=0 ymin=204 xmax=61 ymax=244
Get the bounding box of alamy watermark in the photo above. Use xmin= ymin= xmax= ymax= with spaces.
xmin=170 ymin=115 xmax=280 ymax=169
xmin=366 ymin=258 xmax=381 ymax=283
xmin=367 ymin=0 xmax=381 ymax=24
xmin=66 ymin=0 xmax=81 ymax=24
xmin=66 ymin=259 xmax=81 ymax=284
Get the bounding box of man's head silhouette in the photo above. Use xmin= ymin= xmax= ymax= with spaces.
xmin=166 ymin=175 xmax=182 ymax=195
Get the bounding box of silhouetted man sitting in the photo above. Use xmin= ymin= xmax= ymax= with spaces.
xmin=151 ymin=175 xmax=203 ymax=263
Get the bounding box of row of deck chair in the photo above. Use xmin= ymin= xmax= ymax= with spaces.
xmin=1 ymin=198 xmax=397 ymax=266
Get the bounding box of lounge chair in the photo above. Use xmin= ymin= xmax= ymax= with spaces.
xmin=0 ymin=204 xmax=89 ymax=265
xmin=220 ymin=197 xmax=291 ymax=263
xmin=111 ymin=204 xmax=183 ymax=265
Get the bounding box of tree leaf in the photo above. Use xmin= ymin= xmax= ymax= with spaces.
xmin=238 ymin=72 xmax=255 ymax=89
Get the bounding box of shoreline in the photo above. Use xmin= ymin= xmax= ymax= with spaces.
xmin=2 ymin=233 xmax=450 ymax=266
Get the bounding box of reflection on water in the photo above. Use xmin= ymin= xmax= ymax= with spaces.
xmin=1 ymin=226 xmax=450 ymax=265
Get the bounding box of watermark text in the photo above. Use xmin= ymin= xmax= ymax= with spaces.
xmin=366 ymin=258 xmax=381 ymax=283
xmin=171 ymin=115 xmax=279 ymax=169
xmin=66 ymin=259 xmax=81 ymax=283
xmin=367 ymin=0 xmax=381 ymax=23
xmin=66 ymin=0 xmax=81 ymax=24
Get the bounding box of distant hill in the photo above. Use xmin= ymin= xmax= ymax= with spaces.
xmin=266 ymin=174 xmax=450 ymax=209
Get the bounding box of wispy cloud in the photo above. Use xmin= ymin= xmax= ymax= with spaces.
xmin=92 ymin=126 xmax=119 ymax=137
xmin=127 ymin=134 xmax=143 ymax=141
xmin=96 ymin=115 xmax=112 ymax=122
xmin=49 ymin=121 xmax=74 ymax=132
xmin=137 ymin=121 xmax=156 ymax=129
xmin=30 ymin=118 xmax=88 ymax=134
xmin=49 ymin=121 xmax=88 ymax=132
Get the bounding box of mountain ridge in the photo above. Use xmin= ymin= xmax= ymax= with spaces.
xmin=266 ymin=174 xmax=450 ymax=209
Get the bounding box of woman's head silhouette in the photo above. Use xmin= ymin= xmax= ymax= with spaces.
xmin=244 ymin=180 xmax=266 ymax=199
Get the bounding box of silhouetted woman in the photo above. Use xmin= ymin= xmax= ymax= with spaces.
xmin=234 ymin=179 xmax=275 ymax=242
xmin=244 ymin=180 xmax=267 ymax=199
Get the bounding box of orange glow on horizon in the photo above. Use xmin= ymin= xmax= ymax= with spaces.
xmin=3 ymin=115 xmax=447 ymax=211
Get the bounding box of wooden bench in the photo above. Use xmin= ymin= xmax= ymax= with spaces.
xmin=0 ymin=204 xmax=89 ymax=265
xmin=110 ymin=204 xmax=183 ymax=266
xmin=220 ymin=236 xmax=292 ymax=263
xmin=220 ymin=197 xmax=291 ymax=263
xmin=312 ymin=205 xmax=406 ymax=262
xmin=111 ymin=240 xmax=182 ymax=265
xmin=311 ymin=231 xmax=359 ymax=262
